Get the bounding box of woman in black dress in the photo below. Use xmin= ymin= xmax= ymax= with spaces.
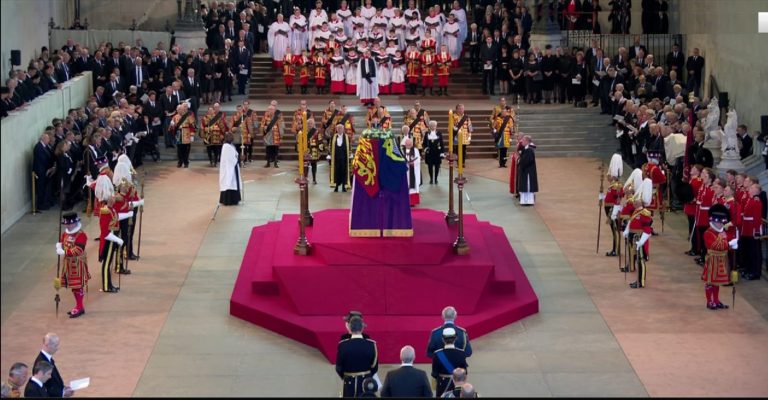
xmin=509 ymin=48 xmax=525 ymax=104
xmin=213 ymin=52 xmax=226 ymax=103
xmin=200 ymin=52 xmax=215 ymax=105
xmin=570 ymin=51 xmax=589 ymax=106
xmin=496 ymin=46 xmax=511 ymax=96
xmin=421 ymin=121 xmax=445 ymax=185
xmin=524 ymin=53 xmax=542 ymax=104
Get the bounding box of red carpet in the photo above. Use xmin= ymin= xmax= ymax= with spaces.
xmin=230 ymin=208 xmax=539 ymax=363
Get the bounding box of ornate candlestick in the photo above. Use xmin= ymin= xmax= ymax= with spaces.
xmin=294 ymin=175 xmax=311 ymax=255
xmin=445 ymin=110 xmax=457 ymax=225
xmin=301 ymin=112 xmax=313 ymax=226
xmin=453 ymin=173 xmax=469 ymax=255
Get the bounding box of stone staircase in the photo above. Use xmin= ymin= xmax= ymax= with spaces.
xmin=158 ymin=104 xmax=616 ymax=162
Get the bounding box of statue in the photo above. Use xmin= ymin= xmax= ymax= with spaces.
xmin=715 ymin=108 xmax=744 ymax=170
xmin=704 ymin=97 xmax=720 ymax=135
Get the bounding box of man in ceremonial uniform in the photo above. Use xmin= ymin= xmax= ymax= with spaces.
xmin=702 ymin=204 xmax=738 ymax=309
xmin=403 ymin=102 xmax=429 ymax=151
xmin=335 ymin=316 xmax=379 ymax=398
xmin=202 ymin=104 xmax=228 ymax=166
xmin=231 ymin=104 xmax=253 ymax=164
xmin=603 ymin=154 xmax=624 ymax=257
xmin=312 ymin=45 xmax=328 ymax=94
xmin=642 ymin=151 xmax=667 ymax=221
xmin=55 ymin=212 xmax=90 ymax=318
xmin=623 ymin=183 xmax=653 ymax=289
xmin=292 ymin=100 xmax=315 ymax=141
xmin=305 ymin=118 xmax=324 ymax=185
xmin=405 ymin=44 xmax=421 ymax=95
xmin=426 ymin=306 xmax=473 ymax=359
xmin=170 ymin=102 xmax=196 ymax=168
xmin=491 ymin=106 xmax=515 ymax=168
xmin=282 ymin=49 xmax=296 ymax=94
xmin=435 ymin=44 xmax=452 ymax=96
xmin=1 ymin=363 xmax=28 ymax=398
xmin=295 ymin=49 xmax=312 ymax=95
xmin=261 ymin=104 xmax=284 ymax=168
xmin=452 ymin=104 xmax=472 ymax=168
xmin=321 ymin=100 xmax=340 ymax=138
xmin=329 ymin=123 xmax=352 ymax=191
xmin=420 ymin=48 xmax=436 ymax=96
xmin=365 ymin=97 xmax=389 ymax=129
xmin=431 ymin=328 xmax=469 ymax=398
xmin=94 ymin=173 xmax=124 ymax=293
xmin=739 ymin=183 xmax=764 ymax=280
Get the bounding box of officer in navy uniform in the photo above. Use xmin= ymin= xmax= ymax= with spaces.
xmin=340 ymin=311 xmax=370 ymax=341
xmin=431 ymin=328 xmax=469 ymax=397
xmin=335 ymin=316 xmax=379 ymax=397
xmin=426 ymin=306 xmax=473 ymax=359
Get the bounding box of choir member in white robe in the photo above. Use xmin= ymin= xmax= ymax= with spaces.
xmin=328 ymin=13 xmax=345 ymax=38
xmin=353 ymin=27 xmax=368 ymax=43
xmin=308 ymin=4 xmax=328 ymax=46
xmin=404 ymin=1 xmax=422 ymax=23
xmin=356 ymin=50 xmax=379 ymax=105
xmin=267 ymin=15 xmax=292 ymax=68
xmin=361 ymin=1 xmax=377 ymax=30
xmin=345 ymin=51 xmax=359 ymax=95
xmin=330 ymin=48 xmax=346 ymax=94
xmin=350 ymin=9 xmax=366 ymax=36
xmin=337 ymin=1 xmax=353 ymax=36
xmin=403 ymin=137 xmax=421 ymax=207
xmin=424 ymin=9 xmax=443 ymax=49
xmin=381 ymin=0 xmax=397 ymax=19
xmin=389 ymin=10 xmax=407 ymax=51
xmin=219 ymin=134 xmax=242 ymax=206
xmin=442 ymin=16 xmax=462 ymax=66
xmin=450 ymin=1 xmax=468 ymax=44
xmin=289 ymin=9 xmax=308 ymax=53
xmin=371 ymin=11 xmax=389 ymax=35
xmin=376 ymin=53 xmax=391 ymax=95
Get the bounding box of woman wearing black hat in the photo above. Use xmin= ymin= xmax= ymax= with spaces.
xmin=701 ymin=203 xmax=738 ymax=310
xmin=55 ymin=212 xmax=91 ymax=318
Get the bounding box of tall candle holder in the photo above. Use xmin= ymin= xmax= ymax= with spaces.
xmin=445 ymin=110 xmax=457 ymax=225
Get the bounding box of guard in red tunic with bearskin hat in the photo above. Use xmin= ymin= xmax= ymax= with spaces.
xmin=702 ymin=204 xmax=738 ymax=310
xmin=55 ymin=212 xmax=90 ymax=318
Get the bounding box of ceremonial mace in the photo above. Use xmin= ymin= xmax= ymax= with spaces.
xmin=453 ymin=120 xmax=469 ymax=255
xmin=597 ymin=161 xmax=605 ymax=254
xmin=445 ymin=110 xmax=458 ymax=225
xmin=301 ymin=112 xmax=313 ymax=226
xmin=294 ymin=111 xmax=311 ymax=255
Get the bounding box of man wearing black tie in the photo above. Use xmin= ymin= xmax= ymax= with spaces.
xmin=665 ymin=43 xmax=684 ymax=76
xmin=130 ymin=57 xmax=148 ymax=97
xmin=33 ymin=333 xmax=74 ymax=398
xmin=24 ymin=361 xmax=52 ymax=398
xmin=55 ymin=56 xmax=72 ymax=83
xmin=106 ymin=73 xmax=123 ymax=104
xmin=686 ymin=47 xmax=704 ymax=97
xmin=480 ymin=36 xmax=498 ymax=95
xmin=226 ymin=20 xmax=237 ymax=41
xmin=94 ymin=86 xmax=107 ymax=108
xmin=234 ymin=40 xmax=252 ymax=95
xmin=183 ymin=68 xmax=201 ymax=114
xmin=467 ymin=23 xmax=481 ymax=73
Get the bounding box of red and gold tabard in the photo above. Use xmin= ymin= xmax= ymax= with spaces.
xmin=695 ymin=185 xmax=715 ymax=228
xmin=492 ymin=114 xmax=515 ymax=149
xmin=604 ymin=181 xmax=624 ymax=207
xmin=420 ymin=53 xmax=435 ymax=78
xmin=307 ymin=129 xmax=324 ymax=161
xmin=684 ymin=176 xmax=703 ymax=216
xmin=436 ymin=51 xmax=451 ymax=76
xmin=292 ymin=109 xmax=313 ymax=134
xmin=295 ymin=54 xmax=311 ymax=85
xmin=98 ymin=204 xmax=119 ymax=256
xmin=454 ymin=112 xmax=471 ymax=145
xmin=202 ymin=111 xmax=228 ymax=145
xmin=420 ymin=37 xmax=436 ymax=53
xmin=321 ymin=107 xmax=338 ymax=132
xmin=313 ymin=53 xmax=327 ymax=85
xmin=283 ymin=53 xmax=296 ymax=85
xmin=406 ymin=50 xmax=421 ymax=83
xmin=231 ymin=111 xmax=252 ymax=143
xmin=340 ymin=113 xmax=355 ymax=142
xmin=261 ymin=110 xmax=283 ymax=146
xmin=701 ymin=227 xmax=734 ymax=285
xmin=170 ymin=111 xmax=196 ymax=144
xmin=366 ymin=106 xmax=390 ymax=128
xmin=60 ymin=228 xmax=90 ymax=289
xmin=403 ymin=112 xmax=429 ymax=150
xmin=642 ymin=163 xmax=667 ymax=211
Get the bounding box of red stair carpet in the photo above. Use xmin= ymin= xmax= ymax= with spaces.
xmin=230 ymin=208 xmax=539 ymax=363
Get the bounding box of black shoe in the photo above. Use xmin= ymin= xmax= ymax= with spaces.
xmin=716 ymin=302 xmax=729 ymax=309
xmin=429 ymin=180 xmax=434 ymax=184
xmin=685 ymin=250 xmax=698 ymax=256
xmin=69 ymin=309 xmax=85 ymax=318
xmin=184 ymin=164 xmax=189 ymax=168
xmin=177 ymin=164 xmax=182 ymax=168
xmin=334 ymin=186 xmax=338 ymax=192
xmin=313 ymin=180 xmax=317 ymax=184
xmin=723 ymin=282 xmax=734 ymax=287
xmin=707 ymin=303 xmax=718 ymax=310
xmin=619 ymin=266 xmax=629 ymax=272
xmin=128 ymin=255 xmax=139 ymax=261
xmin=342 ymin=186 xmax=347 ymax=192
xmin=605 ymin=251 xmax=617 ymax=257
xmin=629 ymin=282 xmax=642 ymax=289
xmin=104 ymin=287 xmax=119 ymax=293
xmin=264 ymin=163 xmax=271 ymax=168
xmin=434 ymin=180 xmax=438 ymax=184
xmin=118 ymin=269 xmax=132 ymax=275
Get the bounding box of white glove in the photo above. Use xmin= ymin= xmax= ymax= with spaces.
xmin=56 ymin=242 xmax=65 ymax=256
xmin=728 ymin=238 xmax=738 ymax=249
xmin=105 ymin=232 xmax=124 ymax=246
xmin=611 ymin=205 xmax=621 ymax=221
xmin=118 ymin=211 xmax=134 ymax=221
xmin=637 ymin=232 xmax=651 ymax=247
xmin=326 ymin=155 xmax=331 ymax=160
xmin=131 ymin=198 xmax=145 ymax=208
xmin=598 ymin=193 xmax=605 ymax=201
xmin=84 ymin=175 xmax=94 ymax=188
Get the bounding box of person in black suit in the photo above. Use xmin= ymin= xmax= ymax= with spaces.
xmin=34 ymin=333 xmax=74 ymax=397
xmin=107 ymin=49 xmax=122 ymax=75
xmin=335 ymin=317 xmax=379 ymax=398
xmin=94 ymin=86 xmax=107 ymax=108
xmin=381 ymin=346 xmax=433 ymax=398
xmin=159 ymin=86 xmax=177 ymax=148
xmin=129 ymin=57 xmax=149 ymax=96
xmin=182 ymin=68 xmax=201 ymax=115
xmin=33 ymin=133 xmax=56 ymax=210
xmin=628 ymin=36 xmax=647 ymax=61
xmin=211 ymin=24 xmax=228 ymax=51
xmin=234 ymin=40 xmax=252 ymax=95
xmin=737 ymin=124 xmax=753 ymax=160
xmin=55 ymin=56 xmax=73 ymax=83
xmin=480 ymin=36 xmax=498 ymax=95
xmin=467 ymin=23 xmax=482 ymax=73
xmin=665 ymin=43 xmax=684 ymax=76
xmin=686 ymin=48 xmax=704 ymax=97
xmin=24 ymin=361 xmax=52 ymax=398
xmin=0 ymin=86 xmax=14 ymax=118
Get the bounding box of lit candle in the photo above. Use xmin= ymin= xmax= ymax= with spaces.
xmin=448 ymin=110 xmax=454 ymax=156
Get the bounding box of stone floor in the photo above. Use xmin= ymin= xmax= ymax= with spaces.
xmin=2 ymin=153 xmax=767 ymax=397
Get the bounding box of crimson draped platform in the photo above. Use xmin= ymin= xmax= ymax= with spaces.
xmin=229 ymin=208 xmax=538 ymax=363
